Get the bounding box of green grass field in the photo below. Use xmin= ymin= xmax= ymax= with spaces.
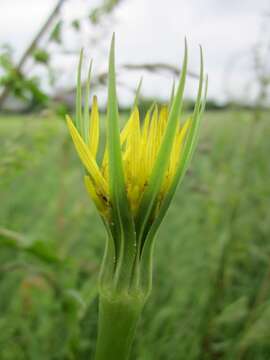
xmin=0 ymin=111 xmax=270 ymax=359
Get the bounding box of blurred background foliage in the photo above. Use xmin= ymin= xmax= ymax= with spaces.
xmin=0 ymin=0 xmax=270 ymax=359
xmin=0 ymin=111 xmax=269 ymax=360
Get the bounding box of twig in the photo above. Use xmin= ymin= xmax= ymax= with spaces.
xmin=0 ymin=0 xmax=67 ymax=108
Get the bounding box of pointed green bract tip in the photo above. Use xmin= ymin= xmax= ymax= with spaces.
xmin=133 ymin=77 xmax=143 ymax=109
xmin=83 ymin=58 xmax=93 ymax=143
xmin=107 ymin=31 xmax=127 ymax=204
xmin=76 ymin=48 xmax=84 ymax=133
xmin=110 ymin=33 xmax=115 ymax=55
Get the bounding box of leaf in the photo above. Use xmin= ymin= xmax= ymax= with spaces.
xmin=240 ymin=302 xmax=270 ymax=347
xmin=0 ymin=227 xmax=60 ymax=264
xmin=213 ymin=297 xmax=248 ymax=327
xmin=27 ymin=239 xmax=60 ymax=264
xmin=71 ymin=19 xmax=80 ymax=31
xmin=33 ymin=49 xmax=50 ymax=65
xmin=89 ymin=9 xmax=99 ymax=24
xmin=49 ymin=21 xmax=62 ymax=44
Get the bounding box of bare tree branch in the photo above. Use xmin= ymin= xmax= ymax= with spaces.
xmin=0 ymin=0 xmax=67 ymax=109
xmin=53 ymin=62 xmax=199 ymax=103
xmin=122 ymin=62 xmax=199 ymax=79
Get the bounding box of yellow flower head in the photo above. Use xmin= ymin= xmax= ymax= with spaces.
xmin=66 ymin=34 xmax=207 ymax=291
xmin=67 ymin=99 xmax=190 ymax=217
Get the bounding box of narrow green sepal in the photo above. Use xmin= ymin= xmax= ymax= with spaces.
xmin=141 ymin=46 xmax=206 ymax=251
xmin=135 ymin=39 xmax=188 ymax=247
xmin=169 ymin=79 xmax=175 ymax=110
xmin=132 ymin=77 xmax=143 ymax=110
xmin=106 ymin=34 xmax=136 ymax=289
xmin=83 ymin=59 xmax=93 ymax=143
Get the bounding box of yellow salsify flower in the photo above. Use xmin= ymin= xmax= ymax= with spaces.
xmin=66 ymin=103 xmax=190 ymax=217
xmin=66 ymin=34 xmax=207 ymax=290
xmin=66 ymin=34 xmax=207 ymax=360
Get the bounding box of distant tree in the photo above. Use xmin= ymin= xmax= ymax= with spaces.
xmin=0 ymin=0 xmax=199 ymax=113
xmin=0 ymin=0 xmax=124 ymax=111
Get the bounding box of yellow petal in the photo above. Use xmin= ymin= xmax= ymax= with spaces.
xmin=146 ymin=106 xmax=158 ymax=175
xmin=142 ymin=110 xmax=150 ymax=141
xmin=66 ymin=115 xmax=108 ymax=194
xmin=101 ymin=147 xmax=109 ymax=180
xmin=129 ymin=107 xmax=141 ymax=180
xmin=120 ymin=112 xmax=133 ymax=145
xmin=179 ymin=117 xmax=191 ymax=139
xmin=169 ymin=118 xmax=191 ymax=180
xmin=140 ymin=110 xmax=151 ymax=182
xmin=158 ymin=106 xmax=168 ymax=137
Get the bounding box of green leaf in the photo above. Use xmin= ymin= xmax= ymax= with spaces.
xmin=0 ymin=227 xmax=60 ymax=264
xmin=49 ymin=21 xmax=62 ymax=44
xmin=213 ymin=297 xmax=248 ymax=327
xmin=71 ymin=19 xmax=80 ymax=31
xmin=89 ymin=9 xmax=99 ymax=24
xmin=33 ymin=49 xmax=50 ymax=64
xmin=240 ymin=302 xmax=270 ymax=347
xmin=27 ymin=239 xmax=60 ymax=264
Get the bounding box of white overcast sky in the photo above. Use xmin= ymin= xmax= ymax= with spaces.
xmin=0 ymin=0 xmax=269 ymax=105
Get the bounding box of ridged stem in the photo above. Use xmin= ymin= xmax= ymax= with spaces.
xmin=94 ymin=292 xmax=145 ymax=360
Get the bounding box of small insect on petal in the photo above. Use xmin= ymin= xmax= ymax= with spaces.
xmin=84 ymin=176 xmax=108 ymax=215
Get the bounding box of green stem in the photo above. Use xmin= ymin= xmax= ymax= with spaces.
xmin=94 ymin=292 xmax=144 ymax=360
